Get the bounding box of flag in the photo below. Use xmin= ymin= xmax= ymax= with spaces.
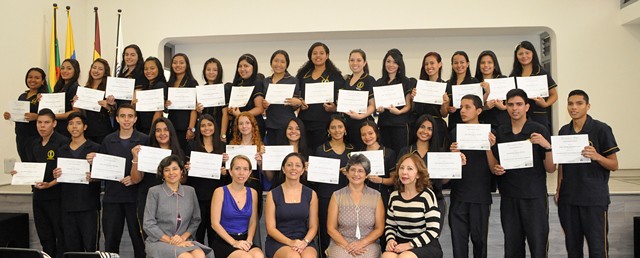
xmin=93 ymin=7 xmax=101 ymax=61
xmin=64 ymin=7 xmax=76 ymax=60
xmin=114 ymin=10 xmax=123 ymax=76
xmin=48 ymin=4 xmax=60 ymax=92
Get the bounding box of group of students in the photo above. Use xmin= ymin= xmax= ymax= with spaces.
xmin=3 ymin=39 xmax=619 ymax=258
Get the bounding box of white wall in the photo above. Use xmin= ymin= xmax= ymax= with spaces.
xmin=1 ymin=0 xmax=639 ymax=184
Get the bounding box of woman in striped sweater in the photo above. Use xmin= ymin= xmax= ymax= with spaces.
xmin=382 ymin=153 xmax=443 ymax=258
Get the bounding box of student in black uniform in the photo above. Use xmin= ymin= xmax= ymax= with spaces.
xmin=340 ymin=49 xmax=376 ymax=150
xmin=272 ymin=118 xmax=312 ymax=188
xmin=474 ymin=50 xmax=509 ymax=131
xmin=133 ymin=57 xmax=167 ymax=135
xmin=486 ymin=89 xmax=556 ymax=258
xmin=314 ymin=114 xmax=354 ymax=258
xmin=3 ymin=67 xmax=49 ymax=161
xmin=13 ymin=108 xmax=69 ymax=258
xmin=199 ymin=57 xmax=229 ymax=143
xmin=262 ymin=50 xmax=301 ymax=145
xmin=555 ymin=90 xmax=619 ymax=258
xmin=297 ymin=42 xmax=345 ymax=151
xmin=445 ymin=51 xmax=481 ymax=133
xmin=52 ymin=112 xmax=101 ymax=252
xmin=86 ymin=104 xmax=148 ymax=258
xmin=82 ymin=58 xmax=115 ymax=144
xmin=166 ymin=53 xmax=199 ymax=152
xmin=117 ymin=44 xmax=145 ymax=86
xmin=53 ymin=58 xmax=81 ymax=137
xmin=375 ymin=48 xmax=415 ymax=155
xmin=448 ymin=95 xmax=495 ymax=258
xmin=227 ymin=53 xmax=266 ymax=139
xmin=509 ymin=41 xmax=558 ymax=132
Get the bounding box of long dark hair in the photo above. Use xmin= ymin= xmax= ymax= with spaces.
xmin=282 ymin=118 xmax=309 ymax=158
xmin=270 ymin=50 xmax=290 ymax=74
xmin=380 ymin=48 xmax=407 ymax=83
xmin=510 ymin=40 xmax=542 ymax=77
xmin=413 ymin=114 xmax=445 ymax=152
xmin=272 ymin=152 xmax=308 ymax=188
xmin=86 ymin=58 xmax=111 ymax=91
xmin=449 ymin=51 xmax=472 ymax=84
xmin=295 ymin=42 xmax=342 ymax=80
xmin=193 ymin=114 xmax=224 ymax=154
xmin=233 ymin=54 xmax=259 ymax=85
xmin=142 ymin=57 xmax=167 ymax=90
xmin=167 ymin=53 xmax=196 ymax=86
xmin=25 ymin=67 xmax=50 ymax=94
xmin=54 ymin=58 xmax=81 ymax=93
xmin=474 ymin=50 xmax=503 ymax=81
xmin=148 ymin=117 xmax=185 ymax=160
xmin=117 ymin=44 xmax=144 ymax=78
xmin=202 ymin=57 xmax=223 ymax=84
xmin=358 ymin=120 xmax=382 ymax=149
xmin=419 ymin=52 xmax=443 ymax=81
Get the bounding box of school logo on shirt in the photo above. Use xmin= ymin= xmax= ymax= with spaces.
xmin=47 ymin=150 xmax=55 ymax=160
xmin=356 ymin=82 xmax=364 ymax=90
xmin=31 ymin=98 xmax=38 ymax=105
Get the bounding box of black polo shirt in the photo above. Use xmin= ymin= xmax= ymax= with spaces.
xmin=397 ymin=144 xmax=444 ymax=201
xmin=185 ymin=141 xmax=226 ymax=201
xmin=57 ymin=140 xmax=101 ymax=212
xmin=512 ymin=67 xmax=557 ymax=123
xmin=479 ymin=75 xmax=510 ymax=130
xmin=492 ymin=119 xmax=550 ymax=199
xmin=26 ymin=132 xmax=70 ymax=200
xmin=313 ymin=141 xmax=354 ymax=199
xmin=298 ymin=70 xmax=345 ymax=129
xmin=99 ymin=130 xmax=149 ymax=203
xmin=558 ymin=115 xmax=619 ymax=206
xmin=412 ymin=77 xmax=446 ymax=121
xmin=54 ymin=82 xmax=79 ymax=136
xmin=450 ymin=127 xmax=494 ymax=204
xmin=135 ymin=80 xmax=168 ymax=134
xmin=167 ymin=78 xmax=198 ymax=131
xmin=375 ymin=77 xmax=415 ymax=127
xmin=263 ymin=73 xmax=300 ymax=129
xmin=446 ymin=77 xmax=481 ymax=132
xmin=15 ymin=91 xmax=40 ymax=139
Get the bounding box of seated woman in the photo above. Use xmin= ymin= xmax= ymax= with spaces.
xmin=382 ymin=153 xmax=443 ymax=258
xmin=326 ymin=154 xmax=385 ymax=258
xmin=265 ymin=152 xmax=318 ymax=258
xmin=143 ymin=155 xmax=211 ymax=258
xmin=211 ymin=155 xmax=264 ymax=258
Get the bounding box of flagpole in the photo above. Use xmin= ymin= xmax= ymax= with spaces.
xmin=93 ymin=7 xmax=100 ymax=61
xmin=114 ymin=9 xmax=121 ymax=77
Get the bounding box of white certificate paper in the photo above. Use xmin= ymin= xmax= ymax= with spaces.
xmin=106 ymin=77 xmax=135 ymax=100
xmin=168 ymin=88 xmax=196 ymax=110
xmin=91 ymin=153 xmax=126 ymax=181
xmin=262 ymin=145 xmax=294 ymax=171
xmin=456 ymin=124 xmax=491 ymax=150
xmin=8 ymin=100 xmax=29 ymax=123
xmin=138 ymin=146 xmax=172 ymax=173
xmin=414 ymin=80 xmax=447 ymax=105
xmin=337 ymin=90 xmax=369 ymax=114
xmin=189 ymin=151 xmax=223 ymax=179
xmin=485 ymin=77 xmax=516 ymax=100
xmin=373 ymin=84 xmax=406 ymax=108
xmin=551 ymin=135 xmax=591 ymax=164
xmin=38 ymin=93 xmax=66 ymax=114
xmin=498 ymin=140 xmax=534 ymax=170
xmin=228 ymin=86 xmax=255 ymax=108
xmin=516 ymin=75 xmax=549 ymax=98
xmin=452 ymin=83 xmax=483 ymax=109
xmin=56 ymin=158 xmax=90 ymax=184
xmin=196 ymin=84 xmax=226 ymax=107
xmin=307 ymin=156 xmax=341 ymax=184
xmin=304 ymin=82 xmax=334 ymax=104
xmin=11 ymin=162 xmax=46 ymax=185
xmin=225 ymin=145 xmax=258 ymax=169
xmin=135 ymin=89 xmax=165 ymax=112
xmin=427 ymin=152 xmax=462 ymax=179
xmin=265 ymin=84 xmax=296 ymax=105
xmin=350 ymin=150 xmax=385 ymax=176
xmin=75 ymin=87 xmax=105 ymax=112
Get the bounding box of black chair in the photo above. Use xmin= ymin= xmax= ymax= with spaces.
xmin=0 ymin=247 xmax=45 ymax=258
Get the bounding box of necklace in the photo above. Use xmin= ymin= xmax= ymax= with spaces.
xmin=230 ymin=186 xmax=245 ymax=204
xmin=283 ymin=184 xmax=301 ymax=203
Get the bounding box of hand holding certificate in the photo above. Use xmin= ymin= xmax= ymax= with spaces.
xmin=516 ymin=75 xmax=549 ymax=98
xmin=427 ymin=152 xmax=462 ymax=179
xmin=91 ymin=153 xmax=126 ymax=181
xmin=414 ymin=80 xmax=447 ymax=104
xmin=74 ymin=87 xmax=105 ymax=112
xmin=167 ymin=88 xmax=197 ymax=110
xmin=39 ymin=93 xmax=66 ymax=114
xmin=7 ymin=100 xmax=30 ymax=123
xmin=135 ymin=89 xmax=165 ymax=112
xmin=304 ymin=82 xmax=334 ymax=104
xmin=485 ymin=77 xmax=516 ymax=100
xmin=196 ymin=84 xmax=226 ymax=107
xmin=350 ymin=150 xmax=384 ymax=176
xmin=551 ymin=135 xmax=591 ymax=164
xmin=138 ymin=146 xmax=172 ymax=173
xmin=57 ymin=158 xmax=90 ymax=184
xmin=225 ymin=145 xmax=258 ymax=169
xmin=498 ymin=140 xmax=534 ymax=170
xmin=265 ymin=84 xmax=296 ymax=105
xmin=307 ymin=156 xmax=340 ymax=184
xmin=106 ymin=77 xmax=135 ymax=100
xmin=262 ymin=146 xmax=294 ymax=171
xmin=337 ymin=90 xmax=368 ymax=114
xmin=373 ymin=84 xmax=406 ymax=108
xmin=456 ymin=124 xmax=491 ymax=150
xmin=11 ymin=162 xmax=46 ymax=185
xmin=228 ymin=86 xmax=255 ymax=108
xmin=452 ymin=84 xmax=483 ymax=108
xmin=189 ymin=151 xmax=223 ymax=179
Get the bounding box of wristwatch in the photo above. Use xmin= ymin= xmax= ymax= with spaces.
xmin=221 ymin=134 xmax=227 ymax=139
xmin=303 ymin=238 xmax=310 ymax=244
xmin=188 ymin=127 xmax=195 ymax=133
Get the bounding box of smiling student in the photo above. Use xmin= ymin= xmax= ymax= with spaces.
xmin=445 ymin=51 xmax=481 ymax=133
xmin=340 ymin=49 xmax=376 ymax=150
xmin=166 ymin=53 xmax=199 ymax=152
xmin=262 ymin=50 xmax=301 ymax=145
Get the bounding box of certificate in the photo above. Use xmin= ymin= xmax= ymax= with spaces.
xmin=135 ymin=89 xmax=165 ymax=112
xmin=74 ymin=87 xmax=105 ymax=112
xmin=225 ymin=145 xmax=258 ymax=169
xmin=427 ymin=152 xmax=462 ymax=179
xmin=456 ymin=124 xmax=491 ymax=150
xmin=91 ymin=153 xmax=126 ymax=181
xmin=516 ymin=75 xmax=549 ymax=98
xmin=265 ymin=84 xmax=296 ymax=105
xmin=38 ymin=93 xmax=66 ymax=114
xmin=11 ymin=162 xmax=46 ymax=185
xmin=168 ymin=88 xmax=196 ymax=110
xmin=7 ymin=100 xmax=29 ymax=123
xmin=337 ymin=90 xmax=368 ymax=114
xmin=56 ymin=158 xmax=90 ymax=184
xmin=307 ymin=156 xmax=341 ymax=184
xmin=304 ymin=82 xmax=334 ymax=104
xmin=485 ymin=77 xmax=516 ymax=100
xmin=196 ymin=84 xmax=226 ymax=107
xmin=138 ymin=146 xmax=172 ymax=173
xmin=414 ymin=80 xmax=447 ymax=105
xmin=262 ymin=146 xmax=294 ymax=171
xmin=551 ymin=135 xmax=591 ymax=164
xmin=350 ymin=150 xmax=385 ymax=176
xmin=228 ymin=86 xmax=255 ymax=108
xmin=452 ymin=84 xmax=483 ymax=108
xmin=373 ymin=84 xmax=406 ymax=108
xmin=106 ymin=77 xmax=135 ymax=100
xmin=498 ymin=140 xmax=534 ymax=170
xmin=189 ymin=151 xmax=223 ymax=179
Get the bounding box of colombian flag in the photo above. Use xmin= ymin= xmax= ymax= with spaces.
xmin=48 ymin=4 xmax=60 ymax=92
xmin=65 ymin=7 xmax=76 ymax=60
xmin=93 ymin=8 xmax=101 ymax=61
